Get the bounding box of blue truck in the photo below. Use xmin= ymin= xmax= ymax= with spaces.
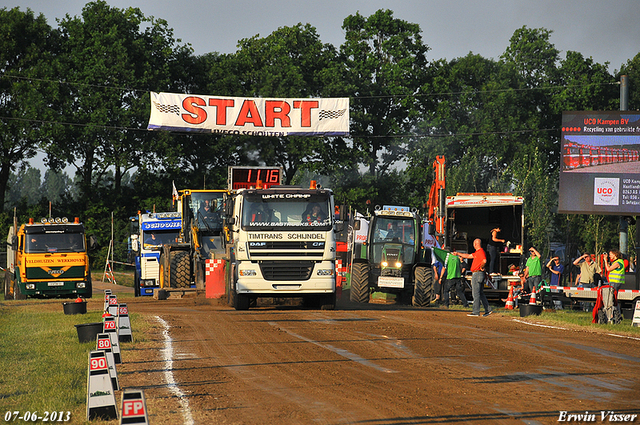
xmin=130 ymin=212 xmax=181 ymax=296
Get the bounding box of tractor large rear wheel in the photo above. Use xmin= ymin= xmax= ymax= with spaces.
xmin=412 ymin=266 xmax=433 ymax=307
xmin=350 ymin=262 xmax=370 ymax=303
xmin=169 ymin=251 xmax=191 ymax=288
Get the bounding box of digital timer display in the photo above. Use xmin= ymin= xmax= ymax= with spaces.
xmin=228 ymin=166 xmax=282 ymax=190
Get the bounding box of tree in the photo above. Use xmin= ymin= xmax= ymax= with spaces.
xmin=229 ymin=24 xmax=344 ymax=183
xmin=619 ymin=52 xmax=640 ymax=110
xmin=51 ymin=1 xmax=193 ymax=207
xmin=340 ymin=9 xmax=430 ymax=177
xmin=0 ymin=7 xmax=58 ymax=211
xmin=41 ymin=169 xmax=73 ymax=204
xmin=5 ymin=165 xmax=42 ymax=208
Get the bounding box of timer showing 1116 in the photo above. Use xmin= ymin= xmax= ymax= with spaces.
xmin=229 ymin=167 xmax=282 ymax=190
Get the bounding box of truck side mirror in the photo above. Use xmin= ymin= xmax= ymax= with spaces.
xmin=339 ymin=205 xmax=349 ymax=221
xmin=11 ymin=235 xmax=17 ymax=250
xmin=224 ymin=200 xmax=234 ymax=217
xmin=353 ymin=220 xmax=361 ymax=231
xmin=131 ymin=235 xmax=139 ymax=252
xmin=88 ymin=235 xmax=97 ymax=252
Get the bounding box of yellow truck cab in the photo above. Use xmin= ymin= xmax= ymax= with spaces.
xmin=4 ymin=217 xmax=96 ymax=299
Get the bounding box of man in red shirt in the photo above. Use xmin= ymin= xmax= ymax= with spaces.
xmin=455 ymin=238 xmax=492 ymax=317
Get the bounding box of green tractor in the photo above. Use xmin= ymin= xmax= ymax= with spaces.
xmin=350 ymin=205 xmax=434 ymax=306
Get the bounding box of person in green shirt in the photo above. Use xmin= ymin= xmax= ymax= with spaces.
xmin=524 ymin=246 xmax=542 ymax=293
xmin=442 ymin=248 xmax=469 ymax=308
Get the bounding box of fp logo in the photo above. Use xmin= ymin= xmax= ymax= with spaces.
xmin=594 ymin=178 xmax=619 ymax=206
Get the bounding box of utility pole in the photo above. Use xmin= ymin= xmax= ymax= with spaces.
xmin=619 ymin=75 xmax=628 ymax=256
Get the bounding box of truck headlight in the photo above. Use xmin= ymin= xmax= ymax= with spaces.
xmin=316 ymin=269 xmax=333 ymax=276
xmin=141 ymin=279 xmax=155 ymax=287
xmin=239 ymin=269 xmax=256 ymax=276
xmin=26 ymin=284 xmax=35 ymax=290
xmin=381 ymin=261 xmax=388 ymax=267
xmin=76 ymin=282 xmax=86 ymax=288
xmin=395 ymin=261 xmax=402 ymax=268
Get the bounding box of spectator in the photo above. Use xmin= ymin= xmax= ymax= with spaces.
xmin=487 ymin=227 xmax=505 ymax=274
xmin=524 ymin=246 xmax=542 ymax=293
xmin=573 ymin=253 xmax=601 ymax=288
xmin=546 ymin=257 xmax=564 ymax=286
xmin=604 ymin=249 xmax=625 ymax=291
xmin=442 ymin=248 xmax=469 ymax=308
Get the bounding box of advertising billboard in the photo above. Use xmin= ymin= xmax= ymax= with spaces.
xmin=558 ymin=111 xmax=640 ymax=215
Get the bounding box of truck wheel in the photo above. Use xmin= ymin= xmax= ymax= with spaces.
xmin=303 ymin=293 xmax=335 ymax=310
xmin=235 ymin=293 xmax=250 ymax=310
xmin=320 ymin=293 xmax=336 ymax=310
xmin=85 ymin=274 xmax=93 ymax=299
xmin=350 ymin=262 xmax=370 ymax=303
xmin=4 ymin=271 xmax=14 ymax=301
xmin=14 ymin=280 xmax=26 ymax=300
xmin=412 ymin=266 xmax=433 ymax=307
xmin=227 ymin=263 xmax=238 ymax=307
xmin=134 ymin=270 xmax=140 ymax=297
xmin=169 ymin=251 xmax=191 ymax=288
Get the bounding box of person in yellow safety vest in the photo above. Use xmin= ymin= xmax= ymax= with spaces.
xmin=604 ymin=249 xmax=625 ymax=291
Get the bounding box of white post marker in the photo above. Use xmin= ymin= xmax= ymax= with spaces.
xmin=87 ymin=350 xmax=118 ymax=421
xmin=633 ymin=300 xmax=640 ymax=327
xmin=120 ymin=389 xmax=150 ymax=425
xmin=104 ymin=289 xmax=112 ymax=312
xmin=117 ymin=304 xmax=133 ymax=342
xmin=96 ymin=333 xmax=119 ymax=391
xmin=108 ymin=294 xmax=119 ymax=316
xmin=103 ymin=316 xmax=122 ymax=364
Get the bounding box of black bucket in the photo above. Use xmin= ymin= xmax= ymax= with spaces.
xmin=75 ymin=322 xmax=103 ymax=343
xmin=63 ymin=301 xmax=87 ymax=315
xmin=520 ymin=304 xmax=543 ymax=317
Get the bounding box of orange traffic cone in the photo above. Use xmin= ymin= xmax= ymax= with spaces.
xmin=529 ymin=286 xmax=537 ymax=305
xmin=505 ymin=286 xmax=514 ymax=310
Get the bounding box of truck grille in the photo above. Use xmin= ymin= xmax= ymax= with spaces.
xmin=249 ymin=241 xmax=325 ymax=259
xmin=259 ymin=261 xmax=314 ymax=281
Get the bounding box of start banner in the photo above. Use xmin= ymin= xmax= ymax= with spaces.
xmin=148 ymin=92 xmax=349 ymax=137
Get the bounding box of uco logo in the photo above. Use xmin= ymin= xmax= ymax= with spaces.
xmin=594 ymin=178 xmax=619 ymax=206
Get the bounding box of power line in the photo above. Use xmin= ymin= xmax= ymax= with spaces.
xmin=1 ymin=73 xmax=619 ymax=101
xmin=0 ymin=114 xmax=559 ymax=139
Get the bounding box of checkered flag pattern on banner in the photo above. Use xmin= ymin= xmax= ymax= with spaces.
xmin=153 ymin=101 xmax=180 ymax=115
xmin=318 ymin=109 xmax=346 ymax=120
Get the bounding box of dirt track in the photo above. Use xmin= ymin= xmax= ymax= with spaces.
xmin=92 ymin=283 xmax=640 ymax=425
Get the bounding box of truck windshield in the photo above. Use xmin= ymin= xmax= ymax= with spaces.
xmin=26 ymin=232 xmax=85 ymax=253
xmin=242 ymin=194 xmax=332 ymax=231
xmin=142 ymin=230 xmax=180 ymax=249
xmin=189 ymin=192 xmax=224 ymax=232
xmin=371 ymin=217 xmax=415 ymax=263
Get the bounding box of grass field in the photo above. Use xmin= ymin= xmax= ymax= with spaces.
xmin=0 ymin=295 xmax=153 ymax=425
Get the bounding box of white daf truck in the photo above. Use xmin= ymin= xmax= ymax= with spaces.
xmin=224 ymin=179 xmax=337 ymax=310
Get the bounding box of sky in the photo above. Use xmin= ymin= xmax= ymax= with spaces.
xmin=5 ymin=0 xmax=639 ymax=175
xmin=4 ymin=0 xmax=639 ymax=75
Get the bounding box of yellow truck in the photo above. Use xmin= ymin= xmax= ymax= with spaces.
xmin=4 ymin=217 xmax=96 ymax=299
